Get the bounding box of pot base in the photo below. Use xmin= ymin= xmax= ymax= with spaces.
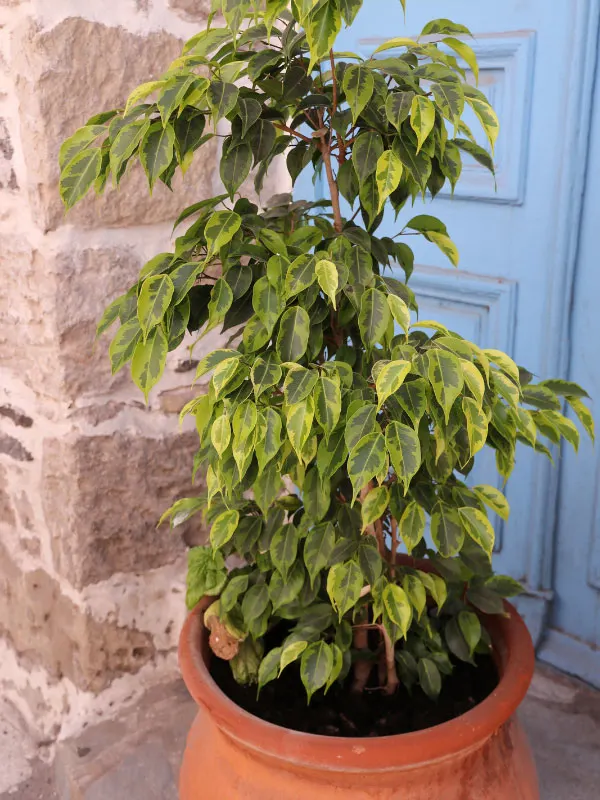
xmin=180 ymin=708 xmax=538 ymax=799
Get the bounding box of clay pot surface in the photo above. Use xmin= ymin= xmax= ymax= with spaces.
xmin=178 ymin=594 xmax=539 ymax=799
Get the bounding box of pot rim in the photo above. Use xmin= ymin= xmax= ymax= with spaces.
xmin=178 ymin=596 xmax=535 ymax=772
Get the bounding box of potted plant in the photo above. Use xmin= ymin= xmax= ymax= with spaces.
xmin=60 ymin=2 xmax=593 ymax=798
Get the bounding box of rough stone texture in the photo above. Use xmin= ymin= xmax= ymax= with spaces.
xmin=15 ymin=17 xmax=218 ymax=232
xmin=42 ymin=432 xmax=205 ymax=588
xmin=53 ymin=680 xmax=195 ymax=800
xmin=0 ymin=541 xmax=156 ymax=694
xmin=0 ymin=465 xmax=15 ymax=527
xmin=168 ymin=0 xmax=212 ymax=22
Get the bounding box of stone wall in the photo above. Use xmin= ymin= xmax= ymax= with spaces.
xmin=0 ymin=0 xmax=234 ymax=741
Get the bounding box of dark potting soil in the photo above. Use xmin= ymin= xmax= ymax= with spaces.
xmin=210 ymin=649 xmax=498 ymax=738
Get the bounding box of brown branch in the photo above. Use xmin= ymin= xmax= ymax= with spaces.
xmin=329 ymin=49 xmax=338 ymax=117
xmin=374 ymin=517 xmax=385 ymax=559
xmin=274 ymin=123 xmax=312 ymax=143
xmin=379 ymin=624 xmax=400 ymax=695
xmin=391 ymin=517 xmax=399 ymax=578
xmin=316 ymin=109 xmax=343 ymax=234
xmin=351 ymin=624 xmax=373 ymax=693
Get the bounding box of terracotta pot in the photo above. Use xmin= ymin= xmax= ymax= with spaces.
xmin=178 ymin=594 xmax=539 ymax=799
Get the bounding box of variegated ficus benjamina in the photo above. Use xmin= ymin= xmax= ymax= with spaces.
xmin=60 ymin=0 xmax=593 ymax=704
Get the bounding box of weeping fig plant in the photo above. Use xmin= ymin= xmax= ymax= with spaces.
xmin=59 ymin=0 xmax=593 ymax=703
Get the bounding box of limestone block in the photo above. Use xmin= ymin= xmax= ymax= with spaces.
xmin=0 ymin=541 xmax=156 ymax=693
xmin=14 ymin=18 xmax=218 ymax=232
xmin=168 ymin=0 xmax=212 ymax=21
xmin=42 ymin=431 xmax=206 ymax=589
xmin=0 ymin=464 xmax=16 ymax=527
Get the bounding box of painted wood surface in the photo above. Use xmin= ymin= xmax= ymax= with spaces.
xmin=294 ymin=0 xmax=600 ymax=686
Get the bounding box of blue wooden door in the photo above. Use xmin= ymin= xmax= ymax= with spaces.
xmin=295 ymin=0 xmax=600 ymax=686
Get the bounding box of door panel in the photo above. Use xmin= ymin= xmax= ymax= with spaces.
xmin=294 ymin=0 xmax=600 ymax=683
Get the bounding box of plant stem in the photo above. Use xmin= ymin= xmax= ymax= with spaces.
xmin=379 ymin=624 xmax=400 ymax=695
xmin=317 ymin=109 xmax=343 ymax=234
xmin=273 ymin=122 xmax=312 ymax=143
xmin=391 ymin=516 xmax=399 ymax=578
xmin=351 ymin=624 xmax=373 ymax=693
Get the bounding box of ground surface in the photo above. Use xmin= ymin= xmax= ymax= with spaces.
xmin=1 ymin=664 xmax=598 ymax=799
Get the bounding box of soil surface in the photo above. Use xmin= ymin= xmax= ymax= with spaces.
xmin=210 ymin=649 xmax=498 ymax=738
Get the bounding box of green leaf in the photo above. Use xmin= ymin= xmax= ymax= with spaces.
xmin=303 ymin=467 xmax=331 ymax=522
xmin=539 ymin=379 xmax=589 ymax=399
xmin=237 ymin=97 xmax=262 ymax=138
xmin=382 ymin=583 xmax=412 ymax=638
xmin=375 ymin=150 xmax=403 ymax=212
xmin=522 ymin=385 xmax=561 ymax=411
xmin=385 ymin=421 xmax=421 ymax=493
xmin=60 ymin=147 xmax=102 ymax=209
xmin=96 ymin=296 xmax=123 ymax=338
xmin=431 ymin=80 xmax=464 ymax=126
xmin=315 ymin=259 xmax=339 ymax=308
xmin=277 ymin=306 xmax=310 ymax=362
xmin=385 ymin=91 xmax=415 ymax=132
xmin=280 ymin=641 xmax=309 ymax=674
xmin=254 ymin=462 xmax=283 ymax=515
xmin=305 ymin=1 xmax=342 ymax=71
xmin=109 ymin=120 xmax=150 ymax=182
xmin=170 ymin=261 xmax=202 ymax=304
xmin=206 ymin=278 xmax=234 ymax=332
xmin=410 ymin=95 xmax=435 ymax=154
xmin=304 ymin=522 xmax=336 ymax=586
xmin=431 ymin=504 xmax=464 ymax=557
xmin=458 ymin=506 xmax=495 ymax=557
xmin=241 ymin=583 xmax=270 ymax=627
xmin=418 ymin=658 xmax=442 ymax=699
xmin=421 ymin=18 xmax=473 ymax=37
xmin=131 ymin=326 xmax=168 ymax=402
xmin=285 ymin=254 xmax=317 ymax=298
xmin=251 ymin=354 xmax=282 ymax=400
xmin=316 ymin=428 xmax=348 ymax=480
xmin=210 ymin=509 xmax=240 ymax=550
xmin=220 ymin=574 xmax=249 ymax=613
xmin=195 ymin=349 xmax=241 ymax=380
xmin=220 ymin=142 xmax=253 ymax=200
xmin=59 ymin=124 xmax=106 ymax=170
xmin=398 ymin=501 xmax=425 ymax=553
xmin=426 ymin=350 xmax=464 ymax=422
xmin=258 ymin=647 xmax=283 ymax=693
xmin=394 ymin=380 xmax=427 ymax=431
xmin=247 ymin=119 xmax=276 ymax=166
xmin=464 ymin=86 xmax=500 ymax=153
xmin=207 ymin=80 xmax=239 ymax=121
xmin=483 ymin=349 xmax=520 ymax=384
xmin=373 ymin=36 xmax=418 ymax=55
xmin=137 ymin=274 xmax=174 ymax=338
xmin=347 ymin=432 xmax=386 ymax=502
xmin=359 ymin=288 xmax=391 ymax=348
xmin=186 ymin=547 xmax=227 ymax=608
xmin=255 ymin=408 xmax=283 ymax=470
xmin=253 ymin=276 xmax=284 ymax=335
xmin=393 ymin=136 xmax=432 ymax=191
xmin=462 ymin=397 xmax=489 ymax=457
xmin=426 ymin=231 xmax=460 ymax=267
xmin=403 ymin=574 xmax=426 ymax=618
xmin=283 ymin=366 xmax=317 ymax=405
xmin=375 ymin=360 xmax=411 ymax=409
xmin=300 ymin=641 xmax=334 ymax=702
xmin=362 ymin=486 xmax=389 ymax=530
xmin=338 ymin=0 xmax=363 ymax=25
xmin=314 ymin=375 xmax=342 ymax=437
xmin=271 ymin=524 xmax=300 ymax=579
xmin=485 ymin=574 xmax=523 ymax=598
xmin=327 ymin=560 xmax=363 ymax=620
xmin=211 ymin=357 xmax=242 ymax=399
xmin=566 ymin=396 xmax=594 ymax=442
xmin=139 ymin=122 xmax=175 ymax=190
xmin=211 ymin=413 xmax=231 ymax=456
xmin=343 ymin=64 xmax=374 ymax=122
xmin=458 ymin=610 xmax=481 ymax=655
xmin=388 ymin=294 xmax=411 ymax=334
xmin=473 ymin=485 xmax=510 ymax=521
xmin=205 ymin=210 xmax=242 ymax=255
xmin=109 ymin=319 xmax=142 ymax=374
xmin=352 ymin=131 xmax=384 ymax=184
xmin=286 ymin=396 xmax=314 ymax=457
xmin=345 ymin=404 xmax=377 ymax=452
xmin=443 ymin=37 xmax=479 ymax=84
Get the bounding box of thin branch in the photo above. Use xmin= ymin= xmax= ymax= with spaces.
xmin=378 ymin=624 xmax=400 ymax=695
xmin=329 ymin=49 xmax=338 ymax=117
xmin=273 ymin=123 xmax=312 ymax=143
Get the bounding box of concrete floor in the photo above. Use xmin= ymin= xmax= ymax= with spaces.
xmin=1 ymin=664 xmax=598 ymax=799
